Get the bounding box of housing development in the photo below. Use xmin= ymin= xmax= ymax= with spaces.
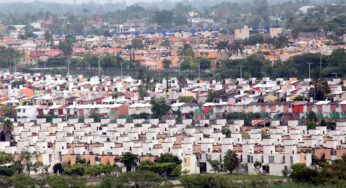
xmin=0 ymin=0 xmax=345 ymax=187
xmin=0 ymin=72 xmax=345 ymax=176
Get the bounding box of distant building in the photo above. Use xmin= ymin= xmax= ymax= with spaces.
xmin=8 ymin=25 xmax=26 ymax=38
xmin=298 ymin=6 xmax=315 ymax=14
xmin=235 ymin=27 xmax=250 ymax=40
xmin=270 ymin=28 xmax=284 ymax=38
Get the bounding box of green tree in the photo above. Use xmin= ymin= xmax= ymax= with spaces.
xmin=198 ymin=57 xmax=211 ymax=70
xmin=64 ymin=163 xmax=85 ymax=176
xmin=86 ymin=164 xmax=108 ymax=176
xmin=154 ymin=10 xmax=173 ymax=27
xmin=290 ymin=163 xmax=321 ymax=184
xmin=222 ymin=128 xmax=231 ymax=138
xmin=157 ymin=153 xmax=182 ymax=165
xmin=216 ymin=41 xmax=229 ymax=53
xmin=12 ymin=174 xmax=36 ymax=188
xmin=44 ymin=31 xmax=53 ymax=46
xmin=178 ymin=96 xmax=195 ymax=103
xmin=171 ymin=165 xmax=182 ymax=177
xmin=266 ymin=35 xmax=290 ymax=49
xmin=101 ymin=171 xmax=165 ymax=188
xmin=174 ymin=15 xmax=188 ymax=26
xmin=162 ymin=59 xmax=171 ymax=69
xmin=19 ymin=25 xmax=34 ymax=40
xmin=140 ymin=162 xmax=178 ymax=177
xmin=309 ymin=79 xmax=330 ymax=101
xmin=306 ymin=121 xmax=317 ymax=130
xmin=244 ymin=34 xmax=264 ymax=45
xmin=306 ymin=111 xmax=318 ymax=122
xmin=58 ymin=34 xmax=76 ymax=74
xmin=53 ymin=163 xmax=64 ymax=174
xmin=206 ymin=89 xmax=226 ymax=102
xmin=178 ymin=76 xmax=187 ymax=88
xmin=326 ymin=120 xmax=336 ymax=130
xmin=254 ymin=161 xmax=262 ymax=174
xmin=121 ymin=152 xmax=138 ymax=173
xmin=160 ymin=39 xmax=170 ymax=47
xmin=293 ymin=95 xmax=304 ymax=101
xmin=150 ymin=98 xmax=171 ymax=119
xmin=131 ymin=39 xmax=144 ymax=50
xmin=223 ymin=150 xmax=239 ymax=174
xmin=139 ymin=153 xmax=182 ymax=177
xmin=11 ymin=79 xmax=26 ymax=88
xmin=1 ymin=120 xmax=13 ymax=141
xmin=229 ymin=40 xmax=243 ymax=55
xmin=320 ymin=119 xmax=327 ymax=127
xmin=208 ymin=159 xmax=221 ymax=173
xmin=110 ymin=92 xmax=124 ymax=99
xmin=0 ymin=47 xmax=22 ymax=69
xmin=0 ymin=154 xmax=15 ymax=176
xmin=48 ymin=175 xmax=68 ymax=188
xmin=180 ymin=174 xmax=232 ymax=188
xmin=179 ymin=44 xmax=194 ymax=57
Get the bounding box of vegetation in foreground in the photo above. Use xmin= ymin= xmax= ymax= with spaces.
xmin=0 ymin=172 xmax=344 ymax=188
xmin=0 ymin=150 xmax=345 ymax=188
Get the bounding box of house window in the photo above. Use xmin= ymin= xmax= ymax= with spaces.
xmin=331 ymin=150 xmax=336 ymax=156
xmin=290 ymin=156 xmax=293 ymax=164
xmin=269 ymin=156 xmax=274 ymax=163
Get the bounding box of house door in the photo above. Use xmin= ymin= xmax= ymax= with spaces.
xmin=262 ymin=165 xmax=269 ymax=174
xmin=199 ymin=162 xmax=207 ymax=173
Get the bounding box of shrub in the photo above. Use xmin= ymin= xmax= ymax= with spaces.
xmin=180 ymin=174 xmax=232 ymax=188
xmin=53 ymin=163 xmax=64 ymax=174
xmin=64 ymin=164 xmax=85 ymax=176
xmin=290 ymin=163 xmax=322 ymax=185
xmin=48 ymin=175 xmax=68 ymax=188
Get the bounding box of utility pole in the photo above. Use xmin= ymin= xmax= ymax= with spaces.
xmin=98 ymin=38 xmax=101 ymax=78
xmin=179 ymin=63 xmax=181 ymax=77
xmin=120 ymin=61 xmax=123 ymax=79
xmin=319 ymin=52 xmax=322 ymax=77
xmin=198 ymin=62 xmax=201 ymax=82
xmin=307 ymin=63 xmax=312 ymax=79
xmin=67 ymin=58 xmax=70 ymax=76
xmin=98 ymin=55 xmax=101 ymax=78
xmin=240 ymin=65 xmax=243 ymax=78
xmin=14 ymin=58 xmax=16 ymax=73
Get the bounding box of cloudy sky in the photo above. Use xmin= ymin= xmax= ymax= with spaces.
xmin=0 ymin=0 xmax=164 ymax=4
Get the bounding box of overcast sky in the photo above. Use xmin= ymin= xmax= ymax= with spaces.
xmin=0 ymin=0 xmax=164 ymax=4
